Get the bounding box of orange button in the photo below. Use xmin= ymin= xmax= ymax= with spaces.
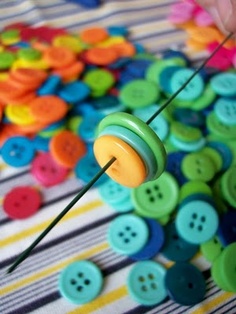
xmin=29 ymin=95 xmax=68 ymax=124
xmin=9 ymin=68 xmax=48 ymax=88
xmin=85 ymin=47 xmax=118 ymax=66
xmin=93 ymin=135 xmax=146 ymax=188
xmin=112 ymin=41 xmax=136 ymax=58
xmin=80 ymin=27 xmax=109 ymax=45
xmin=53 ymin=61 xmax=84 ymax=82
xmin=50 ymin=130 xmax=86 ymax=168
xmin=43 ymin=46 xmax=76 ymax=68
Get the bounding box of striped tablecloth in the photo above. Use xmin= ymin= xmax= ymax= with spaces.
xmin=0 ymin=1 xmax=236 ymax=313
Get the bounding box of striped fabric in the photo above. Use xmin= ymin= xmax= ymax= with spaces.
xmin=0 ymin=1 xmax=235 ymax=313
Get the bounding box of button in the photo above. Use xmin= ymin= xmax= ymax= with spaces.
xmin=220 ymin=165 xmax=236 ymax=207
xmin=43 ymin=46 xmax=76 ymax=68
xmin=159 ymin=65 xmax=183 ymax=94
xmin=119 ymin=79 xmax=160 ymax=109
xmin=9 ymin=68 xmax=48 ymax=88
xmin=179 ymin=180 xmax=212 ymax=204
xmin=31 ymin=152 xmax=69 ymax=187
xmin=171 ymin=121 xmax=202 ymax=142
xmin=180 ymin=193 xmax=215 ymax=209
xmin=127 ymin=260 xmax=167 ymax=306
xmin=181 ymin=152 xmax=216 ymax=182
xmin=91 ymin=94 xmax=125 ymax=115
xmin=173 ymin=108 xmax=205 ymax=127
xmin=170 ymin=68 xmax=204 ymax=100
xmin=130 ymin=219 xmax=164 ymax=261
xmin=165 ymin=262 xmax=206 ymax=306
xmin=32 ymin=135 xmax=50 ymax=152
xmin=176 ymin=200 xmax=219 ymax=244
xmin=166 ymin=152 xmax=188 ymax=186
xmin=214 ymin=97 xmax=236 ymax=126
xmin=210 ymin=72 xmax=236 ymax=97
xmin=83 ymin=69 xmax=115 ymax=95
xmin=207 ymin=112 xmax=236 ymax=140
xmin=170 ymin=134 xmax=206 ymax=152
xmin=85 ymin=47 xmax=118 ymax=66
xmin=217 ymin=210 xmax=236 ymax=246
xmin=191 ymin=83 xmax=216 ymax=111
xmin=0 ymin=51 xmax=16 ymax=70
xmin=80 ymin=26 xmax=108 ymax=45
xmin=53 ymin=35 xmax=83 ymax=53
xmin=17 ymin=47 xmax=42 ymax=61
xmin=58 ymin=81 xmax=90 ymax=103
xmin=201 ymin=146 xmax=223 ymax=173
xmin=125 ymin=59 xmax=153 ymax=78
xmin=37 ymin=75 xmax=61 ymax=96
xmin=98 ymin=178 xmax=133 ymax=212
xmin=1 ymin=136 xmax=35 ymax=167
xmin=200 ymin=236 xmax=223 ymax=262
xmin=78 ymin=111 xmax=105 ymax=143
xmin=59 ymin=260 xmax=103 ymax=304
xmin=107 ymin=214 xmax=149 ymax=255
xmin=5 ymin=104 xmax=37 ymax=126
xmin=207 ymin=141 xmax=233 ymax=171
xmin=194 ymin=10 xmax=214 ymax=26
xmin=161 ymin=222 xmax=198 ymax=262
xmin=132 ymin=172 xmax=179 ymax=219
xmin=3 ymin=186 xmax=42 ymax=219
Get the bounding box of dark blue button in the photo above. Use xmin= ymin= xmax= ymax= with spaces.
xmin=108 ymin=57 xmax=130 ymax=70
xmin=107 ymin=25 xmax=129 ymax=37
xmin=91 ymin=95 xmax=125 ymax=114
xmin=173 ymin=108 xmax=205 ymax=127
xmin=129 ymin=218 xmax=164 ymax=261
xmin=161 ymin=222 xmax=199 ymax=262
xmin=166 ymin=152 xmax=188 ymax=186
xmin=125 ymin=59 xmax=153 ymax=78
xmin=165 ymin=262 xmax=206 ymax=306
xmin=207 ymin=141 xmax=233 ymax=171
xmin=159 ymin=66 xmax=183 ymax=94
xmin=162 ymin=50 xmax=190 ymax=65
xmin=217 ymin=210 xmax=236 ymax=246
xmin=67 ymin=0 xmax=101 ymax=8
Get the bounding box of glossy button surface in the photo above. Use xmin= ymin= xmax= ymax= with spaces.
xmin=59 ymin=260 xmax=103 ymax=304
xmin=220 ymin=165 xmax=236 ymax=207
xmin=127 ymin=260 xmax=167 ymax=306
xmin=217 ymin=210 xmax=236 ymax=246
xmin=200 ymin=236 xmax=223 ymax=262
xmin=214 ymin=98 xmax=236 ymax=126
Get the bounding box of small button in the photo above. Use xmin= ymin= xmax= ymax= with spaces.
xmin=107 ymin=214 xmax=149 ymax=255
xmin=83 ymin=69 xmax=115 ymax=95
xmin=130 ymin=219 xmax=164 ymax=261
xmin=3 ymin=186 xmax=42 ymax=219
xmin=127 ymin=260 xmax=167 ymax=306
xmin=161 ymin=222 xmax=199 ymax=262
xmin=200 ymin=236 xmax=223 ymax=262
xmin=58 ymin=81 xmax=90 ymax=103
xmin=59 ymin=260 xmax=103 ymax=304
xmin=159 ymin=65 xmax=183 ymax=94
xmin=210 ymin=72 xmax=236 ymax=97
xmin=214 ymin=98 xmax=236 ymax=126
xmin=171 ymin=121 xmax=202 ymax=142
xmin=217 ymin=210 xmax=236 ymax=246
xmin=176 ymin=200 xmax=219 ymax=244
xmin=165 ymin=262 xmax=206 ymax=306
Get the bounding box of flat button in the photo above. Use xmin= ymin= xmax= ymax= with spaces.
xmin=166 ymin=152 xmax=188 ymax=186
xmin=130 ymin=219 xmax=164 ymax=261
xmin=220 ymin=165 xmax=236 ymax=207
xmin=127 ymin=260 xmax=167 ymax=306
xmin=165 ymin=262 xmax=206 ymax=306
xmin=179 ymin=180 xmax=212 ymax=204
xmin=214 ymin=98 xmax=236 ymax=126
xmin=78 ymin=111 xmax=105 ymax=143
xmin=59 ymin=260 xmax=103 ymax=304
xmin=58 ymin=81 xmax=90 ymax=103
xmin=173 ymin=107 xmax=205 ymax=127
xmin=83 ymin=69 xmax=115 ymax=94
xmin=171 ymin=121 xmax=202 ymax=142
xmin=107 ymin=214 xmax=149 ymax=255
xmin=207 ymin=141 xmax=233 ymax=171
xmin=176 ymin=200 xmax=219 ymax=244
xmin=210 ymin=72 xmax=236 ymax=97
xmin=200 ymin=236 xmax=223 ymax=262
xmin=217 ymin=210 xmax=236 ymax=246
xmin=161 ymin=222 xmax=199 ymax=262
xmin=3 ymin=186 xmax=42 ymax=219
xmin=132 ymin=172 xmax=179 ymax=219
xmin=207 ymin=112 xmax=236 ymax=140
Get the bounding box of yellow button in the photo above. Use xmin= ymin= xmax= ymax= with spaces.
xmin=5 ymin=104 xmax=36 ymax=126
xmin=52 ymin=35 xmax=84 ymax=53
xmin=94 ymin=134 xmax=146 ymax=188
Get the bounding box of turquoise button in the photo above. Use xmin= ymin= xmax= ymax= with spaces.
xmin=210 ymin=72 xmax=236 ymax=97
xmin=107 ymin=214 xmax=149 ymax=255
xmin=127 ymin=260 xmax=167 ymax=306
xmin=176 ymin=200 xmax=219 ymax=244
xmin=59 ymin=260 xmax=103 ymax=304
xmin=214 ymin=98 xmax=236 ymax=126
xmin=170 ymin=68 xmax=204 ymax=100
xmin=170 ymin=134 xmax=206 ymax=152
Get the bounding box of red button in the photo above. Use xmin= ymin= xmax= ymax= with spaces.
xmin=3 ymin=186 xmax=42 ymax=219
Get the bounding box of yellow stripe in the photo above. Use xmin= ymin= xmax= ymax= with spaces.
xmin=0 ymin=200 xmax=103 ymax=247
xmin=69 ymin=286 xmax=128 ymax=314
xmin=190 ymin=291 xmax=235 ymax=314
xmin=1 ymin=242 xmax=109 ymax=296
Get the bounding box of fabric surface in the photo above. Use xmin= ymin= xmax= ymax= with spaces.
xmin=0 ymin=1 xmax=236 ymax=313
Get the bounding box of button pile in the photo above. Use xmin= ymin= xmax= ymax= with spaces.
xmin=0 ymin=20 xmax=235 ymax=308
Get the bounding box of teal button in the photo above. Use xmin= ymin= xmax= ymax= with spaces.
xmin=107 ymin=214 xmax=149 ymax=255
xmin=176 ymin=200 xmax=219 ymax=244
xmin=170 ymin=134 xmax=206 ymax=152
xmin=127 ymin=260 xmax=167 ymax=306
xmin=207 ymin=112 xmax=236 ymax=140
xmin=59 ymin=260 xmax=103 ymax=304
xmin=214 ymin=98 xmax=236 ymax=126
xmin=210 ymin=72 xmax=236 ymax=97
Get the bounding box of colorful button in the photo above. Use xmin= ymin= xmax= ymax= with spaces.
xmin=127 ymin=260 xmax=167 ymax=306
xmin=3 ymin=186 xmax=42 ymax=219
xmin=107 ymin=214 xmax=149 ymax=255
xmin=178 ymin=180 xmax=212 ymax=204
xmin=58 ymin=81 xmax=90 ymax=103
xmin=176 ymin=200 xmax=219 ymax=244
xmin=78 ymin=111 xmax=105 ymax=143
xmin=214 ymin=98 xmax=236 ymax=126
xmin=83 ymin=69 xmax=115 ymax=95
xmin=207 ymin=112 xmax=236 ymax=140
xmin=217 ymin=211 xmax=236 ymax=246
xmin=220 ymin=165 xmax=236 ymax=207
xmin=173 ymin=108 xmax=205 ymax=127
xmin=59 ymin=260 xmax=103 ymax=304
xmin=200 ymin=236 xmax=223 ymax=262
xmin=207 ymin=141 xmax=233 ymax=171
xmin=166 ymin=152 xmax=187 ymax=186
xmin=210 ymin=72 xmax=236 ymax=97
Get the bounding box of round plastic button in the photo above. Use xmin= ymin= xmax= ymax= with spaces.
xmin=107 ymin=214 xmax=149 ymax=255
xmin=207 ymin=112 xmax=236 ymax=140
xmin=210 ymin=72 xmax=236 ymax=97
xmin=173 ymin=107 xmax=205 ymax=127
xmin=132 ymin=171 xmax=179 ymax=219
xmin=178 ymin=180 xmax=212 ymax=204
xmin=176 ymin=200 xmax=219 ymax=244
xmin=214 ymin=98 xmax=236 ymax=126
xmin=59 ymin=260 xmax=103 ymax=304
xmin=166 ymin=152 xmax=187 ymax=186
xmin=165 ymin=262 xmax=206 ymax=306
xmin=83 ymin=69 xmax=115 ymax=94
xmin=200 ymin=236 xmax=223 ymax=263
xmin=161 ymin=222 xmax=199 ymax=262
xmin=220 ymin=165 xmax=236 ymax=207
xmin=171 ymin=121 xmax=202 ymax=142
xmin=3 ymin=186 xmax=42 ymax=219
xmin=127 ymin=260 xmax=167 ymax=306
xmin=217 ymin=210 xmax=236 ymax=246
xmin=78 ymin=111 xmax=105 ymax=143
xmin=207 ymin=141 xmax=233 ymax=171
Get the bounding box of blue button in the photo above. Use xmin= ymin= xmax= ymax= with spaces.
xmin=166 ymin=152 xmax=188 ymax=186
xmin=165 ymin=262 xmax=206 ymax=306
xmin=217 ymin=210 xmax=236 ymax=246
xmin=32 ymin=135 xmax=49 ymax=152
xmin=1 ymin=136 xmax=35 ymax=167
xmin=162 ymin=49 xmax=190 ymax=65
xmin=130 ymin=219 xmax=164 ymax=261
xmin=176 ymin=200 xmax=219 ymax=244
xmin=107 ymin=25 xmax=129 ymax=36
xmin=210 ymin=72 xmax=236 ymax=97
xmin=78 ymin=111 xmax=105 ymax=143
xmin=92 ymin=95 xmax=125 ymax=115
xmin=75 ymin=152 xmax=109 ymax=186
xmin=59 ymin=260 xmax=103 ymax=304
xmin=159 ymin=65 xmax=183 ymax=94
xmin=68 ymin=0 xmax=101 ymax=8
xmin=58 ymin=81 xmax=90 ymax=103
xmin=207 ymin=141 xmax=233 ymax=171
xmin=214 ymin=97 xmax=236 ymax=126
xmin=173 ymin=108 xmax=205 ymax=127
xmin=37 ymin=75 xmax=61 ymax=96
xmin=107 ymin=214 xmax=149 ymax=255
xmin=126 ymin=59 xmax=153 ymax=78
xmin=127 ymin=260 xmax=167 ymax=306
xmin=161 ymin=222 xmax=199 ymax=262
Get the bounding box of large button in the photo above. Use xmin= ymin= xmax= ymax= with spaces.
xmin=210 ymin=72 xmax=236 ymax=97
xmin=78 ymin=111 xmax=105 ymax=143
xmin=176 ymin=200 xmax=219 ymax=244
xmin=127 ymin=260 xmax=167 ymax=306
xmin=107 ymin=214 xmax=149 ymax=255
xmin=3 ymin=186 xmax=42 ymax=219
xmin=165 ymin=262 xmax=206 ymax=305
xmin=206 ymin=112 xmax=236 ymax=140
xmin=217 ymin=210 xmax=236 ymax=246
xmin=161 ymin=222 xmax=199 ymax=262
xmin=214 ymin=98 xmax=236 ymax=126
xmin=59 ymin=260 xmax=103 ymax=304
xmin=220 ymin=165 xmax=236 ymax=207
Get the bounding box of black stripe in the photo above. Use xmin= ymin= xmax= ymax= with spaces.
xmin=209 ymin=297 xmax=236 ymax=314
xmin=0 ymin=169 xmax=29 ymax=184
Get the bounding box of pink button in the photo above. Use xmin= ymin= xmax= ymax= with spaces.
xmin=194 ymin=10 xmax=214 ymax=27
xmin=31 ymin=152 xmax=69 ymax=187
xmin=3 ymin=186 xmax=42 ymax=219
xmin=206 ymin=42 xmax=234 ymax=71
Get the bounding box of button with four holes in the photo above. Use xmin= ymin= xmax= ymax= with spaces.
xmin=59 ymin=260 xmax=103 ymax=304
xmin=107 ymin=214 xmax=149 ymax=255
xmin=214 ymin=98 xmax=236 ymax=126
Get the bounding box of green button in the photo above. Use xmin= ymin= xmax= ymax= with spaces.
xmin=179 ymin=180 xmax=212 ymax=204
xmin=171 ymin=121 xmax=202 ymax=142
xmin=119 ymin=79 xmax=160 ymax=109
xmin=207 ymin=112 xmax=236 ymax=140
xmin=200 ymin=236 xmax=223 ymax=263
xmin=0 ymin=29 xmax=20 ymax=41
xmin=181 ymin=152 xmax=217 ymax=182
xmin=192 ymin=84 xmax=216 ymax=111
xmin=220 ymin=165 xmax=236 ymax=207
xmin=17 ymin=47 xmax=42 ymax=61
xmin=201 ymin=147 xmax=223 ymax=172
xmin=83 ymin=69 xmax=115 ymax=93
xmin=132 ymin=171 xmax=179 ymax=219
xmin=0 ymin=51 xmax=16 ymax=70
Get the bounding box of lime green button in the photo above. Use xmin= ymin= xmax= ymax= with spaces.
xmin=200 ymin=236 xmax=223 ymax=263
xmin=0 ymin=51 xmax=16 ymax=70
xmin=0 ymin=29 xmax=20 ymax=41
xmin=83 ymin=69 xmax=115 ymax=94
xmin=171 ymin=121 xmax=202 ymax=142
xmin=207 ymin=112 xmax=236 ymax=140
xmin=132 ymin=171 xmax=179 ymax=219
xmin=17 ymin=47 xmax=42 ymax=61
xmin=179 ymin=180 xmax=212 ymax=204
xmin=119 ymin=79 xmax=160 ymax=109
xmin=192 ymin=84 xmax=216 ymax=111
xmin=201 ymin=147 xmax=223 ymax=172
xmin=181 ymin=152 xmax=216 ymax=182
xmin=220 ymin=165 xmax=236 ymax=207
